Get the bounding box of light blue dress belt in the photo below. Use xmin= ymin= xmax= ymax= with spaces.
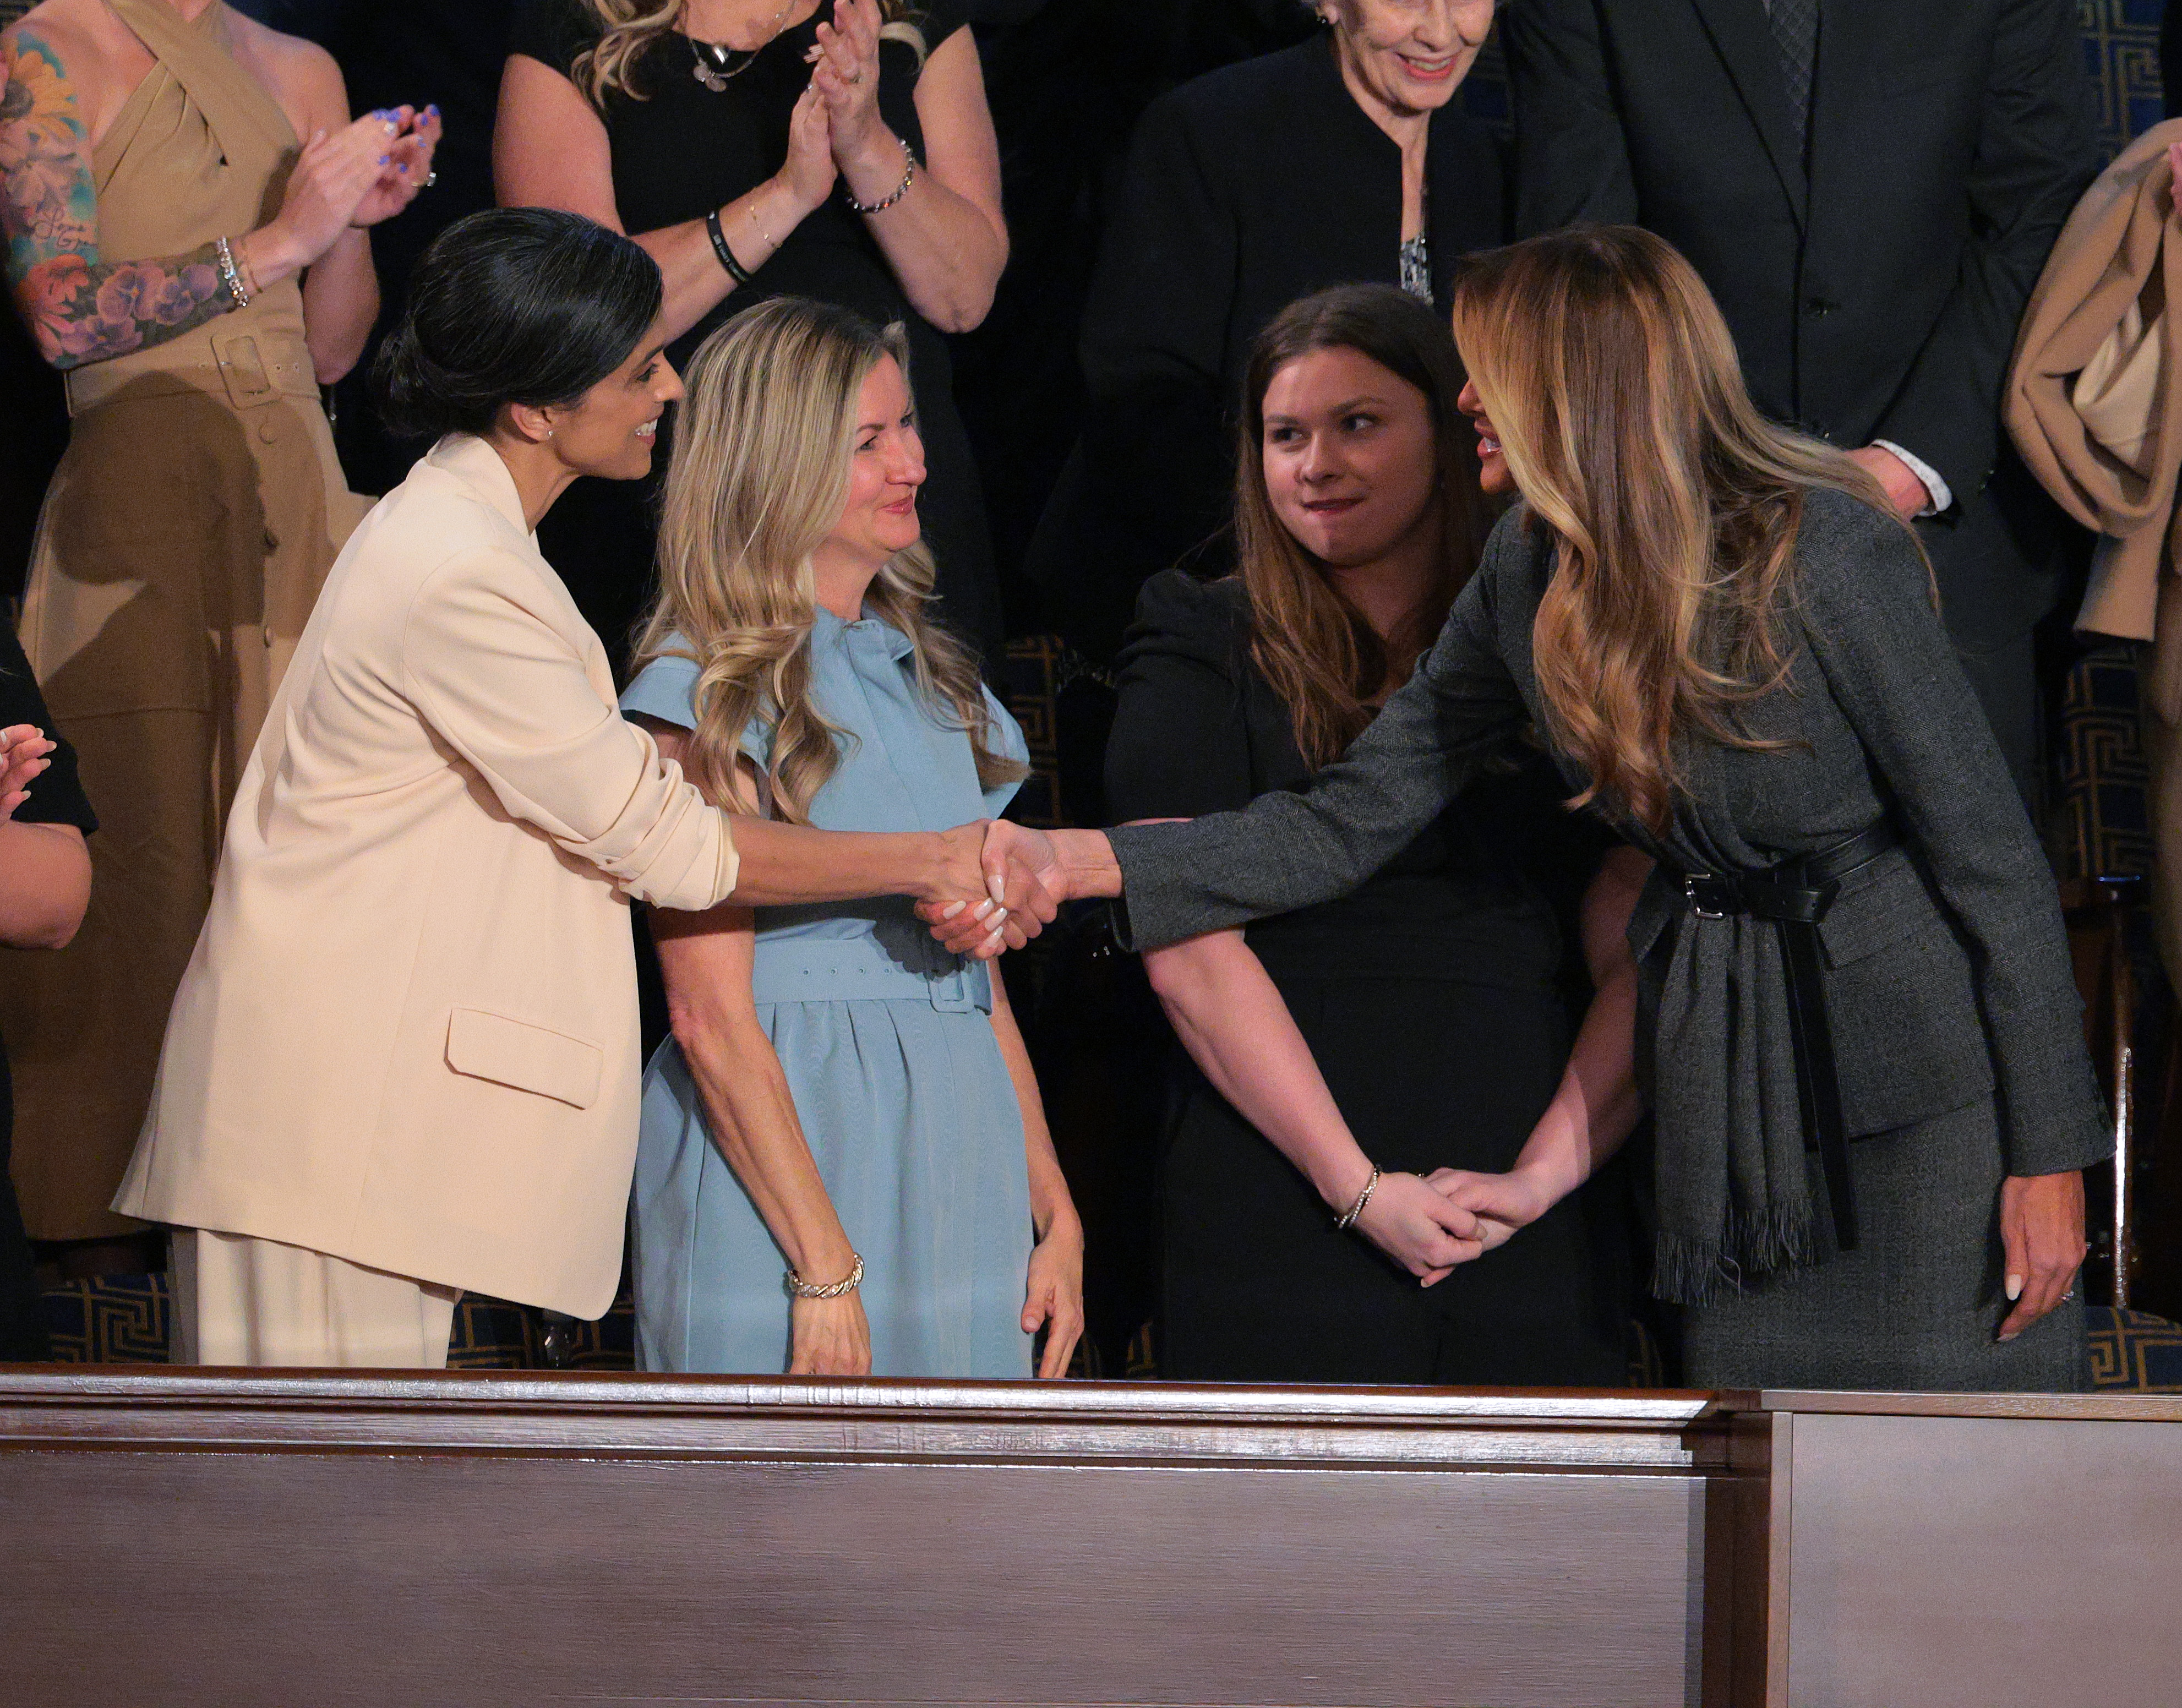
xmin=748 ymin=936 xmax=992 ymax=1014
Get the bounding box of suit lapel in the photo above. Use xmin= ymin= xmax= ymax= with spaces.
xmin=1687 ymin=0 xmax=1808 ymax=226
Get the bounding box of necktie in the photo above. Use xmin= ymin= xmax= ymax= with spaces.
xmin=1765 ymin=0 xmax=1818 ymax=154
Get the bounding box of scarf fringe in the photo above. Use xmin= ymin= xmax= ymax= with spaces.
xmin=1652 ymin=1204 xmax=1822 ymax=1306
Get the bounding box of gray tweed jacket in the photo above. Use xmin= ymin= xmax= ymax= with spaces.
xmin=1108 ymin=490 xmax=2110 ymax=1196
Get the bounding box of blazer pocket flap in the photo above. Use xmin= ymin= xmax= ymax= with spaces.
xmin=445 ymin=1007 xmax=603 ymax=1110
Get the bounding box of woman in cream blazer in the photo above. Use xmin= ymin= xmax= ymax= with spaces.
xmin=116 ymin=210 xmax=1029 ymax=1367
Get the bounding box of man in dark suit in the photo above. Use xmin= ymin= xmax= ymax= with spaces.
xmin=1503 ymin=0 xmax=2101 ymax=795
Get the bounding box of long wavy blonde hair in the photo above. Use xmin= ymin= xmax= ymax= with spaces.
xmin=574 ymin=0 xmax=928 ymax=105
xmin=635 ymin=296 xmax=1022 ymax=825
xmin=1447 ymin=226 xmax=1917 ymax=833
xmin=1234 ymin=285 xmax=1492 ymax=770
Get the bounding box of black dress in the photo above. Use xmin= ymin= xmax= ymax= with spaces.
xmin=1027 ymin=34 xmax=1508 ymax=662
xmin=508 ymin=0 xmax=1003 ymax=668
xmin=0 ymin=629 xmax=97 ymax=1360
xmin=1104 ymin=571 xmax=1628 ymax=1385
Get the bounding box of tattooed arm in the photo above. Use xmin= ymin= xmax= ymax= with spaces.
xmin=0 ymin=26 xmax=231 ymax=367
xmin=0 ymin=24 xmax=432 ymax=373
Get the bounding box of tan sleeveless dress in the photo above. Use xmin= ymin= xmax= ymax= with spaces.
xmin=3 ymin=0 xmax=366 ymax=1241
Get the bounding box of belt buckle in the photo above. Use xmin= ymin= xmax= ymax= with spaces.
xmin=929 ymin=964 xmax=979 ymax=1014
xmin=1684 ymin=873 xmax=1732 ymax=921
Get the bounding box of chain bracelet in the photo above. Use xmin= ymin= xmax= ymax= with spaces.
xmin=842 ymin=135 xmax=916 ymax=215
xmin=786 ymin=1251 xmax=864 ymax=1299
xmin=1334 ymin=1168 xmax=1381 ymax=1231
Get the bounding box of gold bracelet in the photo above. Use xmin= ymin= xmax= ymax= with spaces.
xmin=747 ymin=199 xmax=780 ymax=253
xmin=1334 ymin=1168 xmax=1381 ymax=1231
xmin=786 ymin=1252 xmax=863 ymax=1298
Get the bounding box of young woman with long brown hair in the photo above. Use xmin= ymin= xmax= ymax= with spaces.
xmin=966 ymin=228 xmax=2105 ymax=1391
xmin=1105 ymin=285 xmax=1641 ymax=1383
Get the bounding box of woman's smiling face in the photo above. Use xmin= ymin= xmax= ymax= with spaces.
xmin=1261 ymin=343 xmax=1441 ymax=569
xmin=825 ymin=354 xmax=927 ymax=568
xmin=548 ymin=328 xmax=683 ymax=482
xmin=1325 ymin=0 xmax=1496 ymax=117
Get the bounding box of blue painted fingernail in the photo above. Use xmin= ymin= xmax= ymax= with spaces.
xmin=379 ymin=154 xmax=391 ymax=165
xmin=426 ymin=103 xmax=439 ymax=117
xmin=397 ymin=161 xmax=410 ymax=172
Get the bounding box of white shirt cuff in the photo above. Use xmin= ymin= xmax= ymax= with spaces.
xmin=1871 ymin=440 xmax=1952 ymax=517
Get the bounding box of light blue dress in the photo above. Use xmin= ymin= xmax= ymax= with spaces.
xmin=619 ymin=610 xmax=1035 ymax=1377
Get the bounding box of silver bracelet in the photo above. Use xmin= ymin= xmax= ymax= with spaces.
xmin=214 ymin=235 xmax=252 ymax=308
xmin=842 ymin=135 xmax=916 ymax=215
xmin=786 ymin=1252 xmax=864 ymax=1299
xmin=1334 ymin=1168 xmax=1381 ymax=1231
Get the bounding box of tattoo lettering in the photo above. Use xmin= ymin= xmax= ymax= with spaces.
xmin=0 ymin=30 xmax=234 ymax=369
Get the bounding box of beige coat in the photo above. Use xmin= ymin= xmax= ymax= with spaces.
xmin=2006 ymin=119 xmax=2182 ymax=657
xmin=114 ymin=435 xmax=739 ymax=1317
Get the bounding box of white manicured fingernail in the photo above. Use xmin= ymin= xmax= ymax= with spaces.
xmin=972 ymin=899 xmax=995 ymax=921
xmin=2005 ymin=1274 xmax=2024 ymax=1302
xmin=940 ymin=901 xmax=963 ymax=919
xmin=987 ymin=871 xmax=1007 ymax=905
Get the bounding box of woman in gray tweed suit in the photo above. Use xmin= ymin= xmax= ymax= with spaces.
xmin=935 ymin=227 xmax=2107 ymax=1391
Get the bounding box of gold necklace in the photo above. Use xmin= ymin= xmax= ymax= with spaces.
xmin=687 ymin=0 xmax=796 ymax=91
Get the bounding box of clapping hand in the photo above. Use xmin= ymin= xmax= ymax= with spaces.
xmin=778 ymin=75 xmax=838 ymax=215
xmin=260 ymin=106 xmax=435 ymax=276
xmin=0 ymin=724 xmax=57 ymax=821
xmin=1 ymin=724 xmax=56 ymax=820
xmin=808 ymin=0 xmax=887 ymax=172
xmin=347 ymin=104 xmax=442 ymax=230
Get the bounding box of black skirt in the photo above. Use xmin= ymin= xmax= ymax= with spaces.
xmin=1160 ymin=967 xmax=1631 ymax=1387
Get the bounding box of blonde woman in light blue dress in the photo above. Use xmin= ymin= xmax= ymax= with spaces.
xmin=621 ymin=297 xmax=1084 ymax=1379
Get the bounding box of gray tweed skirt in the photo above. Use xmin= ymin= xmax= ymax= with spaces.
xmin=1682 ymin=1095 xmax=2087 ymax=1391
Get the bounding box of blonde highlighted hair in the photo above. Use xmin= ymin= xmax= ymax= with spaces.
xmin=635 ymin=296 xmax=1022 ymax=825
xmin=572 ymin=0 xmax=928 ymax=106
xmin=1447 ymin=226 xmax=1916 ymax=833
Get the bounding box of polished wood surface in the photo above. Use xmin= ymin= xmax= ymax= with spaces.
xmin=0 ymin=1372 xmax=1765 ymax=1708
xmin=1754 ymin=1390 xmax=2182 ymax=1708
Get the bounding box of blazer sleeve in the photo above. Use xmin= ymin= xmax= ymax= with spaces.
xmin=1797 ymin=497 xmax=2109 ymax=1176
xmin=400 ymin=550 xmax=741 ymax=913
xmin=1870 ymin=0 xmax=2100 ymax=504
xmin=1106 ymin=546 xmax=1529 ymax=950
xmin=1502 ymin=0 xmax=1641 ymax=237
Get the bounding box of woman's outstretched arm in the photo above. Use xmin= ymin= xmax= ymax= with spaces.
xmin=1431 ymin=845 xmax=1652 ymax=1244
xmin=928 ymin=534 xmax=1533 ymax=958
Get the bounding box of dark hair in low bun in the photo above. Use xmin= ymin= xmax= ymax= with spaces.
xmin=373 ymin=207 xmax=664 ymax=440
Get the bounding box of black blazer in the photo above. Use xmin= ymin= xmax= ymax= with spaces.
xmin=1027 ymin=34 xmax=1507 ymax=660
xmin=1503 ymin=0 xmax=2100 ymax=645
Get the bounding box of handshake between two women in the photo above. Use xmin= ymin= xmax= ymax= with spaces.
xmin=918 ymin=817 xmax=1561 ymax=1288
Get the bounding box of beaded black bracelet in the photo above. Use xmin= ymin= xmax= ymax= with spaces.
xmin=706 ymin=208 xmax=754 ymax=287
